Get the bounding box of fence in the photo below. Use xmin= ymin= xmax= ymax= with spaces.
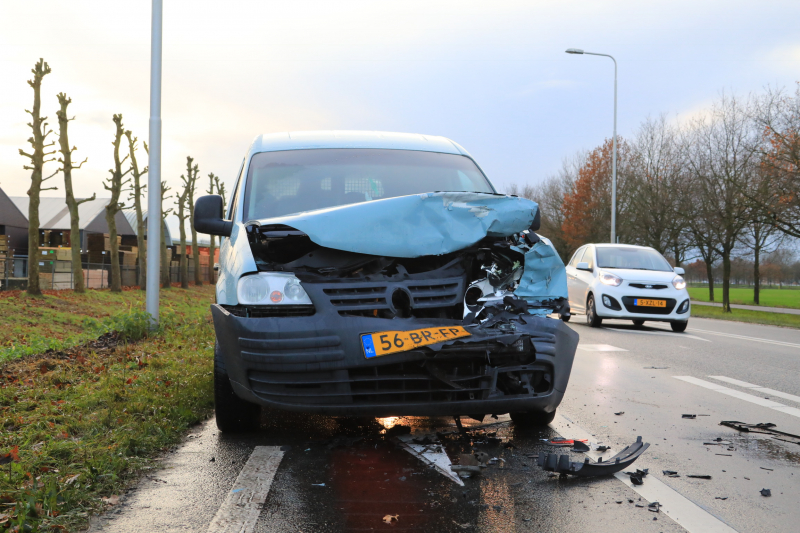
xmin=0 ymin=256 xmax=213 ymax=291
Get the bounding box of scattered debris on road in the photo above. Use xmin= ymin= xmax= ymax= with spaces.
xmin=543 ymin=438 xmax=588 ymax=447
xmin=538 ymin=437 xmax=649 ymax=477
xmin=311 ymin=483 xmax=326 ymax=487
xmin=394 ymin=433 xmax=464 ymax=485
xmin=614 ymin=411 xmax=625 ymax=415
xmin=715 ymin=496 xmax=728 ymax=500
xmin=760 ymin=489 xmax=772 ymax=497
xmin=682 ymin=414 xmax=697 ymax=419
xmin=721 ymin=421 xmax=800 ymax=445
xmin=662 ymin=470 xmax=680 ymax=478
xmin=687 ymin=475 xmax=712 ymax=479
xmin=383 ymin=514 xmax=399 ymax=524
xmin=626 ymin=469 xmax=649 ymax=485
xmin=648 ymin=502 xmax=661 ymax=512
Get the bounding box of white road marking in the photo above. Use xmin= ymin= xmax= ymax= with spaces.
xmin=673 ymin=376 xmax=800 ymax=418
xmin=708 ymin=376 xmax=800 ymax=404
xmin=607 ymin=328 xmax=711 ymax=342
xmin=207 ymin=446 xmax=285 ymax=533
xmin=550 ymin=413 xmax=738 ymax=533
xmin=687 ymin=328 xmax=800 ymax=349
xmin=577 ymin=344 xmax=628 ymax=352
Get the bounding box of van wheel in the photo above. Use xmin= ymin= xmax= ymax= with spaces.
xmin=670 ymin=321 xmax=688 ymax=333
xmin=586 ymin=295 xmax=603 ymax=327
xmin=510 ymin=409 xmax=557 ymax=427
xmin=632 ymin=319 xmax=645 ymax=328
xmin=214 ymin=340 xmax=261 ymax=433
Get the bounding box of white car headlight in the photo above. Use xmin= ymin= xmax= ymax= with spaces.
xmin=672 ymin=275 xmax=686 ymax=290
xmin=599 ymin=271 xmax=622 ymax=287
xmin=237 ymin=273 xmax=312 ymax=305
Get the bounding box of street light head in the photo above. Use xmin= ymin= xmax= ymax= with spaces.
xmin=565 ymin=48 xmax=585 ymax=54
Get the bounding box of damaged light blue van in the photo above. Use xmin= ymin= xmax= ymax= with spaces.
xmin=194 ymin=131 xmax=579 ymax=432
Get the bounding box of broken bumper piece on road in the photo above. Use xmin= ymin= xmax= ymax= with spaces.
xmin=537 ymin=436 xmax=650 ymax=477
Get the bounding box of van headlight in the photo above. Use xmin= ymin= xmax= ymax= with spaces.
xmin=237 ymin=273 xmax=312 ymax=305
xmin=672 ymin=276 xmax=686 ymax=290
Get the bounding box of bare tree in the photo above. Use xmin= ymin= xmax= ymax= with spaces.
xmin=184 ymin=157 xmax=202 ymax=286
xmin=103 ymin=114 xmax=131 ymax=292
xmin=176 ymin=177 xmax=190 ymax=290
xmin=19 ymin=59 xmax=55 ymax=296
xmin=160 ymin=181 xmax=173 ymax=289
xmin=125 ymin=131 xmax=148 ymax=289
xmin=206 ymin=172 xmax=218 ymax=283
xmin=55 ymin=93 xmax=94 ymax=293
xmin=683 ymin=94 xmax=759 ymax=311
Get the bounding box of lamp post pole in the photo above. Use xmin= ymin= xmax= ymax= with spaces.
xmin=146 ymin=0 xmax=163 ymax=325
xmin=565 ymin=48 xmax=618 ymax=244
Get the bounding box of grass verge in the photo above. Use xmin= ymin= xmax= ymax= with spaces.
xmin=691 ymin=304 xmax=800 ymax=329
xmin=0 ymin=285 xmax=216 ymax=532
xmin=688 ymin=286 xmax=800 ymax=309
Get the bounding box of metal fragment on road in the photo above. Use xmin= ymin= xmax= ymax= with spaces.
xmin=537 ymin=436 xmax=650 ymax=477
xmin=394 ymin=433 xmax=464 ymax=486
xmin=206 ymin=446 xmax=285 ymax=533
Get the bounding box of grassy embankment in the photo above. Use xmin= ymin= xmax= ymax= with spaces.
xmin=0 ymin=286 xmax=216 ymax=532
xmin=690 ymin=304 xmax=800 ymax=329
xmin=688 ymin=286 xmax=800 ymax=309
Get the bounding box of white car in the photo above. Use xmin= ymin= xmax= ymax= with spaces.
xmin=564 ymin=243 xmax=690 ymax=332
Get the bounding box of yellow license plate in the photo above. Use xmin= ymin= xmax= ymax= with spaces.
xmin=634 ymin=298 xmax=666 ymax=308
xmin=361 ymin=326 xmax=471 ymax=358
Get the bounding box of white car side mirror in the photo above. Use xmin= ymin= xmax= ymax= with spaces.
xmin=674 ymin=267 xmax=685 ymax=275
xmin=576 ymin=262 xmax=591 ymax=271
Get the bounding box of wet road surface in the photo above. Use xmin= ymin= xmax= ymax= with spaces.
xmin=88 ymin=316 xmax=800 ymax=533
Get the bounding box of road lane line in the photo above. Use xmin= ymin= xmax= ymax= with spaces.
xmin=708 ymin=376 xmax=800 ymax=404
xmin=673 ymin=377 xmax=800 ymax=418
xmin=686 ymin=328 xmax=800 ymax=349
xmin=207 ymin=446 xmax=285 ymax=533
xmin=551 ymin=413 xmax=738 ymax=533
xmin=577 ymin=344 xmax=628 ymax=352
xmin=604 ymin=328 xmax=711 ymax=342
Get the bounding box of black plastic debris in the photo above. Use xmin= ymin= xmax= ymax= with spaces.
xmin=715 ymin=497 xmax=728 ymax=500
xmin=662 ymin=470 xmax=680 ymax=478
xmin=572 ymin=440 xmax=591 ymax=452
xmin=596 ymin=445 xmax=610 ymax=452
xmin=626 ymin=468 xmax=649 ymax=485
xmin=720 ymin=421 xmax=800 ymax=445
xmin=687 ymin=475 xmax=712 ymax=479
xmin=760 ymin=488 xmax=771 ymax=497
xmin=682 ymin=414 xmax=697 ymax=419
xmin=648 ymin=502 xmax=661 ymax=513
xmin=537 ymin=437 xmax=650 ymax=477
xmin=615 ymin=412 xmax=625 ymax=416
xmin=760 ymin=467 xmax=774 ymax=471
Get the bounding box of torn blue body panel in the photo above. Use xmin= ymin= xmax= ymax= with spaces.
xmin=249 ymin=192 xmax=538 ymax=259
xmin=513 ymin=238 xmax=569 ymax=303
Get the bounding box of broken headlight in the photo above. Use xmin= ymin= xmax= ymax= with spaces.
xmin=598 ymin=271 xmax=622 ymax=286
xmin=672 ymin=275 xmax=686 ymax=290
xmin=237 ymin=272 xmax=313 ymax=305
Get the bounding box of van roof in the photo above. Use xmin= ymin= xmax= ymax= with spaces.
xmin=252 ymin=130 xmax=471 ymax=156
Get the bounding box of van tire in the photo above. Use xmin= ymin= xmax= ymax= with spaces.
xmin=586 ymin=295 xmax=603 ymax=328
xmin=510 ymin=409 xmax=557 ymax=427
xmin=214 ymin=340 xmax=261 ymax=433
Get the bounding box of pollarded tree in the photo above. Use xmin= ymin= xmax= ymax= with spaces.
xmin=125 ymin=131 xmax=148 ymax=289
xmin=175 ymin=185 xmax=189 ymax=289
xmin=160 ymin=181 xmax=173 ymax=289
xmin=184 ymin=157 xmax=202 ymax=286
xmin=206 ymin=172 xmax=218 ymax=283
xmin=103 ymin=114 xmax=132 ymax=292
xmin=56 ymin=93 xmax=94 ymax=293
xmin=19 ymin=58 xmax=56 ymax=297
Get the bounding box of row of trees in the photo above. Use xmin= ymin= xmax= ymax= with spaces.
xmin=684 ymin=249 xmax=800 ymax=288
xmin=19 ymin=58 xmax=224 ymax=296
xmin=509 ymin=86 xmax=800 ymax=311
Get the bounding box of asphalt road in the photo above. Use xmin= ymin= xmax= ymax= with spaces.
xmin=88 ymin=316 xmax=800 ymax=533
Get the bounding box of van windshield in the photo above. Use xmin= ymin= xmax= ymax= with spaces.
xmin=242 ymin=148 xmax=495 ymax=220
xmin=596 ymin=247 xmax=673 ymax=272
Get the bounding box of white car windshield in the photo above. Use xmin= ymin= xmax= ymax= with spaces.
xmin=596 ymin=247 xmax=673 ymax=272
xmin=242 ymin=148 xmax=495 ymax=220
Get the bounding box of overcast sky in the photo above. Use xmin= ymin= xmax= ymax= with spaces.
xmin=2 ymin=0 xmax=800 ymax=234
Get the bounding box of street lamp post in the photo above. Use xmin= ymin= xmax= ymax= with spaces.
xmin=146 ymin=0 xmax=163 ymax=325
xmin=566 ymin=48 xmax=618 ymax=244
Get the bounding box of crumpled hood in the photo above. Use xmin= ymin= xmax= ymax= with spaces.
xmin=248 ymin=192 xmax=538 ymax=258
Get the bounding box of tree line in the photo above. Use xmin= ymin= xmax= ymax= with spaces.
xmin=508 ymin=86 xmax=800 ymax=311
xmin=18 ymin=58 xmax=225 ymax=297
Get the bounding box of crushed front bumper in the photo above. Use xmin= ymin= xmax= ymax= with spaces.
xmin=211 ymin=304 xmax=579 ymax=417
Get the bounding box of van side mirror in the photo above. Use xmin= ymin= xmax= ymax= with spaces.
xmin=194 ymin=195 xmax=232 ymax=237
xmin=576 ymin=262 xmax=591 ymax=271
xmin=674 ymin=266 xmax=685 ymax=275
